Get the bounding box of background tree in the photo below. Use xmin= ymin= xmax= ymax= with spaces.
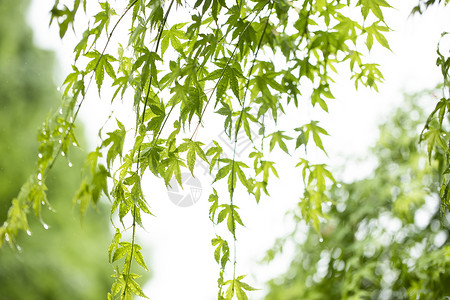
xmin=0 ymin=0 xmax=114 ymax=298
xmin=264 ymin=93 xmax=450 ymax=299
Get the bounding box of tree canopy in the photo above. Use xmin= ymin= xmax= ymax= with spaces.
xmin=264 ymin=93 xmax=450 ymax=299
xmin=0 ymin=0 xmax=449 ymax=299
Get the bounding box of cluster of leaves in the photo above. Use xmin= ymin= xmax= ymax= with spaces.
xmin=264 ymin=95 xmax=450 ymax=299
xmin=0 ymin=0 xmax=394 ymax=298
xmin=411 ymin=0 xmax=450 ymax=14
xmin=0 ymin=93 xmax=80 ymax=248
xmin=419 ymin=0 xmax=450 ymax=215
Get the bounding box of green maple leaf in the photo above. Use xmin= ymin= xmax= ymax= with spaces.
xmin=177 ymin=138 xmax=209 ymax=174
xmin=303 ymin=121 xmax=329 ymax=154
xmin=268 ymin=131 xmax=292 ymax=154
xmin=162 ymin=153 xmax=186 ymax=186
xmin=102 ymin=119 xmax=126 ymax=168
xmin=85 ymin=50 xmax=117 ymax=94
xmin=160 ymin=24 xmax=187 ymax=54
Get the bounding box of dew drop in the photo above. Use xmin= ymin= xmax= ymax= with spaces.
xmin=43 ymin=223 xmax=49 ymax=230
xmin=58 ymin=140 xmax=62 ymax=144
xmin=38 ymin=181 xmax=42 ymax=186
xmin=319 ymin=238 xmax=324 ymax=243
xmin=37 ymin=173 xmax=42 ymax=181
xmin=41 ymin=201 xmax=45 ymax=205
xmin=16 ymin=245 xmax=22 ymax=252
xmin=72 ymin=142 xmax=77 ymax=146
xmin=26 ymin=230 xmax=32 ymax=236
xmin=57 ymin=86 xmax=61 ymax=91
xmin=61 ymin=152 xmax=65 ymax=157
xmin=59 ymin=108 xmax=63 ymax=114
xmin=38 ymin=153 xmax=43 ymax=158
xmin=5 ymin=233 xmax=9 ymax=242
xmin=58 ymin=127 xmax=63 ymax=133
xmin=68 ymin=161 xmax=73 ymax=168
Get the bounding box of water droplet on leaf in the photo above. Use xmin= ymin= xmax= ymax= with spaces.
xmin=43 ymin=223 xmax=49 ymax=230
xmin=26 ymin=230 xmax=32 ymax=236
xmin=319 ymin=238 xmax=323 ymax=243
xmin=68 ymin=161 xmax=73 ymax=167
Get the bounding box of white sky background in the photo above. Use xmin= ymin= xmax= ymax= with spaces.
xmin=27 ymin=1 xmax=450 ymax=299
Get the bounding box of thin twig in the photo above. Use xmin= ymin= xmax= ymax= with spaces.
xmin=123 ymin=0 xmax=176 ymax=296
xmin=44 ymin=0 xmax=139 ymax=180
xmin=190 ymin=2 xmax=270 ymax=140
xmin=228 ymin=1 xmax=273 ymax=292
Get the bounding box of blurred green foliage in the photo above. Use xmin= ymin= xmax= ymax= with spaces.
xmin=0 ymin=0 xmax=112 ymax=298
xmin=264 ymin=93 xmax=450 ymax=299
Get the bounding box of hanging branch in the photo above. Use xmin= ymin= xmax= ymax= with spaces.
xmin=2 ymin=1 xmax=396 ymax=299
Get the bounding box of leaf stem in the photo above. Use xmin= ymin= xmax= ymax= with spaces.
xmin=228 ymin=2 xmax=273 ymax=294
xmin=122 ymin=204 xmax=137 ymax=298
xmin=140 ymin=0 xmax=176 ymax=126
xmin=122 ymin=1 xmax=176 ymax=297
xmin=190 ymin=2 xmax=270 ymax=140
